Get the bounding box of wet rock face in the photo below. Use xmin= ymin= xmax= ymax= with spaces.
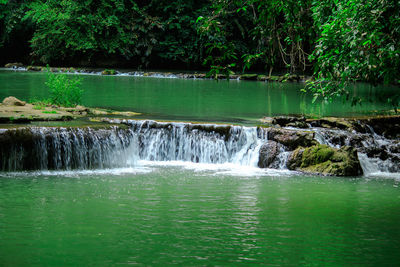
xmin=365 ymin=117 xmax=400 ymax=139
xmin=2 ymin=96 xmax=26 ymax=106
xmin=287 ymin=144 xmax=363 ymax=176
xmin=258 ymin=141 xmax=280 ymax=168
xmin=267 ymin=128 xmax=316 ymax=150
xmin=272 ymin=116 xmax=308 ymax=128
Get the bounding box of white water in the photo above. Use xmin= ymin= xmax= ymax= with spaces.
xmin=130 ymin=120 xmax=266 ymax=166
xmin=312 ymin=126 xmax=400 ymax=177
xmin=0 ymin=121 xmax=268 ymax=171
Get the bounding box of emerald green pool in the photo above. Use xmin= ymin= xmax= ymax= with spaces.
xmin=0 ymin=167 xmax=399 ymax=266
xmin=0 ymin=70 xmax=396 ymax=123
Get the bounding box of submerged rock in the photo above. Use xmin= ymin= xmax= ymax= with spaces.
xmin=2 ymin=96 xmax=26 ymax=106
xmin=287 ymin=144 xmax=363 ymax=176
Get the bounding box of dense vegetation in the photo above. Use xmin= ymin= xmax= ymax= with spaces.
xmin=1 ymin=0 xmax=399 ymax=104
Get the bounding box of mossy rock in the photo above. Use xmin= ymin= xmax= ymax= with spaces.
xmin=101 ymin=69 xmax=116 ymax=75
xmin=257 ymin=75 xmax=267 ymax=81
xmin=268 ymin=76 xmax=280 ymax=82
xmin=287 ymin=144 xmax=363 ymax=176
xmin=240 ymin=74 xmax=258 ymax=80
xmin=26 ymin=66 xmax=43 ymax=71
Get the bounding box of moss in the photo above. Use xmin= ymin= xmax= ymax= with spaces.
xmin=301 ymin=145 xmax=335 ymax=167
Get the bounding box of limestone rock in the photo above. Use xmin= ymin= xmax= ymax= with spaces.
xmin=267 ymin=128 xmax=316 ymax=150
xmin=258 ymin=141 xmax=280 ymax=168
xmin=272 ymin=116 xmax=308 ymax=128
xmin=287 ymin=144 xmax=363 ymax=176
xmin=2 ymin=96 xmax=26 ymax=106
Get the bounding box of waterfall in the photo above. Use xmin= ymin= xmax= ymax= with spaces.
xmin=1 ymin=120 xmax=398 ymax=176
xmin=311 ymin=126 xmax=400 ymax=176
xmin=0 ymin=121 xmax=267 ymax=171
xmin=0 ymin=127 xmax=138 ymax=171
xmin=129 ymin=120 xmax=266 ymax=166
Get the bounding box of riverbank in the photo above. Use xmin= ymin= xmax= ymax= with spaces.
xmin=4 ymin=63 xmax=309 ymax=82
xmin=0 ymin=96 xmax=140 ymax=123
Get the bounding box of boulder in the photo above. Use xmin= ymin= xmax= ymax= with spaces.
xmin=258 ymin=141 xmax=280 ymax=168
xmin=287 ymin=144 xmax=363 ymax=176
xmin=2 ymin=96 xmax=26 ymax=106
xmin=272 ymin=116 xmax=308 ymax=128
xmin=267 ymin=128 xmax=316 ymax=150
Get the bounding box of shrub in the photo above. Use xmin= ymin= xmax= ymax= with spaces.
xmin=45 ymin=68 xmax=83 ymax=107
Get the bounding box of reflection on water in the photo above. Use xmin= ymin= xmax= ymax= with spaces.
xmin=0 ymin=166 xmax=399 ymax=265
xmin=0 ymin=70 xmax=396 ymax=123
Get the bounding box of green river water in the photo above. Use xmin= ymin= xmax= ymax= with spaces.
xmin=0 ymin=167 xmax=400 ymax=266
xmin=1 ymin=70 xmax=400 ymax=266
xmin=0 ymin=69 xmax=396 ymax=123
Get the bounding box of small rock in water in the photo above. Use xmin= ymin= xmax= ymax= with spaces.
xmin=2 ymin=96 xmax=26 ymax=106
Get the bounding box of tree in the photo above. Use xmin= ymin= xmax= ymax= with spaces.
xmin=307 ymin=0 xmax=400 ymax=108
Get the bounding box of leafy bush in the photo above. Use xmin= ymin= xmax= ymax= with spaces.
xmin=45 ymin=69 xmax=83 ymax=107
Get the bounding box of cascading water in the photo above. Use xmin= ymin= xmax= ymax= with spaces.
xmin=0 ymin=126 xmax=138 ymax=171
xmin=129 ymin=120 xmax=266 ymax=166
xmin=0 ymin=121 xmax=268 ymax=171
xmin=311 ymin=126 xmax=400 ymax=176
xmin=1 ymin=120 xmax=397 ymax=176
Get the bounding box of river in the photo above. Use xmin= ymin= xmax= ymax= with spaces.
xmin=0 ymin=69 xmax=396 ymax=123
xmin=0 ymin=69 xmax=399 ymax=266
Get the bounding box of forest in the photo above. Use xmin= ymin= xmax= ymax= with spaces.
xmin=1 ymin=0 xmax=399 ymax=102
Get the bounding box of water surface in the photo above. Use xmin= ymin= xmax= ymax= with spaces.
xmin=0 ymin=166 xmax=399 ymax=266
xmin=0 ymin=70 xmax=396 ymax=123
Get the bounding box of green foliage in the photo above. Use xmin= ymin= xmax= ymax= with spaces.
xmin=41 ymin=110 xmax=57 ymax=114
xmin=45 ymin=68 xmax=83 ymax=107
xmin=307 ymin=0 xmax=400 ymax=108
xmin=0 ymin=0 xmax=31 ymax=49
xmin=196 ymin=0 xmax=315 ymax=76
xmin=1 ymin=0 xmax=399 ymax=110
